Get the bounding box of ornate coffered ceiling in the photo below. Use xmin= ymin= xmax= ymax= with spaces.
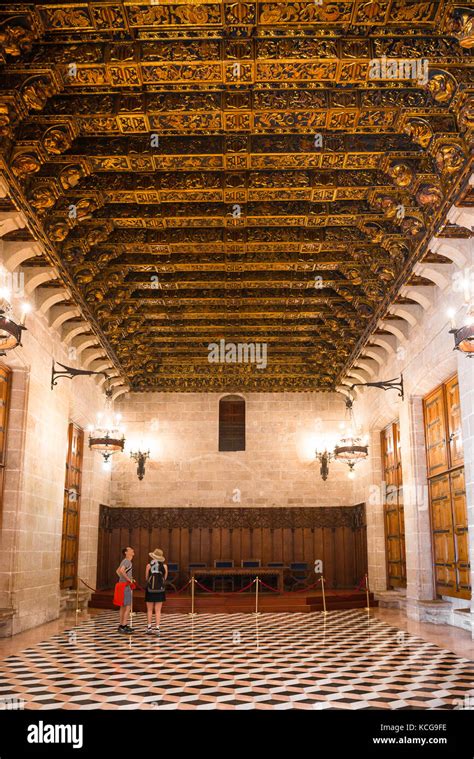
xmin=0 ymin=1 xmax=473 ymax=391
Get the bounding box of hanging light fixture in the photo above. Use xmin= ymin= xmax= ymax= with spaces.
xmin=333 ymin=428 xmax=369 ymax=479
xmin=448 ymin=308 xmax=474 ymax=357
xmin=448 ymin=274 xmax=474 ymax=357
xmin=315 ymin=397 xmax=369 ymax=480
xmin=0 ymin=284 xmax=31 ymax=355
xmin=88 ymin=388 xmax=125 ymax=463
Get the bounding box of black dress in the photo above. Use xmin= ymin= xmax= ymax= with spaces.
xmin=145 ymin=561 xmax=167 ymax=603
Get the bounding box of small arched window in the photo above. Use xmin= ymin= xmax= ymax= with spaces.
xmin=219 ymin=395 xmax=245 ymax=451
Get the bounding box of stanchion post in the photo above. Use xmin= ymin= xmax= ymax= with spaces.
xmin=253 ymin=576 xmax=260 ymax=616
xmin=320 ymin=575 xmax=328 ymax=616
xmin=189 ymin=576 xmax=197 ymax=617
xmin=75 ymin=580 xmax=80 ymax=615
xmin=365 ymin=573 xmax=370 ymax=611
xmin=129 ymin=582 xmax=134 ymax=629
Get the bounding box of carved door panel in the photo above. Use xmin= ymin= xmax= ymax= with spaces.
xmin=430 ymin=474 xmax=456 ymax=597
xmin=60 ymin=423 xmax=84 ymax=590
xmin=424 ymin=387 xmax=449 ymax=477
xmin=381 ymin=421 xmax=406 ymax=589
xmin=445 ymin=375 xmax=464 ymax=468
xmin=450 ymin=469 xmax=470 ymax=600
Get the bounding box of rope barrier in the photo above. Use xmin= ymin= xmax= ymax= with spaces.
xmin=171 ymin=579 xmax=192 ymax=594
xmin=194 ymin=578 xmax=257 ymax=595
xmin=79 ymin=578 xmax=99 ymax=593
xmin=292 ymin=580 xmax=323 ymax=593
xmin=257 ymin=578 xmax=280 ymax=593
xmin=80 ymin=575 xmax=338 ymax=598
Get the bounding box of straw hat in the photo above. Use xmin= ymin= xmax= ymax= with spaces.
xmin=149 ymin=548 xmax=165 ymax=562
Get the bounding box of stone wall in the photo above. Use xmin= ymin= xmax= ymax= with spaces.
xmin=0 ymin=306 xmax=110 ymax=635
xmin=111 ymin=391 xmax=358 ymax=509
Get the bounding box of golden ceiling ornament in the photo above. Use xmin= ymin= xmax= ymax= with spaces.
xmin=10 ymin=151 xmax=41 ymax=179
xmin=453 ymin=10 xmax=474 ymax=48
xmin=403 ymin=118 xmax=433 ymax=149
xmin=435 ymin=143 xmax=466 ymax=176
xmin=42 ymin=125 xmax=74 ymax=155
xmin=416 ymin=183 xmax=444 ymax=208
xmin=427 ymin=71 xmax=457 ymax=104
xmin=388 ymin=163 xmax=414 ymax=189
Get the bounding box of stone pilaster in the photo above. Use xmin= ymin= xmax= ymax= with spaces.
xmin=398 ymin=395 xmax=437 ymax=618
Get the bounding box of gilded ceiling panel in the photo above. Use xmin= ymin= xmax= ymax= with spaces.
xmin=0 ymin=1 xmax=472 ymax=390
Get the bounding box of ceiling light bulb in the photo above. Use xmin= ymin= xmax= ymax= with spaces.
xmin=348 ymin=470 xmax=355 ymax=480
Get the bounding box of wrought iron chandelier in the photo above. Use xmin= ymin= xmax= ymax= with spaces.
xmin=448 ymin=269 xmax=474 ymax=357
xmin=449 ymin=307 xmax=474 ymax=357
xmin=315 ymin=397 xmax=369 ymax=481
xmin=88 ymin=388 xmax=125 ymax=463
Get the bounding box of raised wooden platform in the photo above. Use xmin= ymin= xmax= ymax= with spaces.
xmin=89 ymin=588 xmax=377 ymax=614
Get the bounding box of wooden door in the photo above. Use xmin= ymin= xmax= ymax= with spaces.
xmin=423 ymin=375 xmax=471 ymax=601
xmin=430 ymin=474 xmax=456 ymax=596
xmin=450 ymin=469 xmax=470 ymax=600
xmin=445 ymin=375 xmax=464 ymax=468
xmin=381 ymin=421 xmax=406 ymax=588
xmin=60 ymin=423 xmax=84 ymax=589
xmin=424 ymin=387 xmax=449 ymax=476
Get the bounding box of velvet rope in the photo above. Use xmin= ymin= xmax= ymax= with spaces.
xmin=291 ymin=580 xmax=323 ymax=593
xmin=256 ymin=578 xmax=280 ymax=593
xmin=172 ymin=579 xmax=192 ymax=594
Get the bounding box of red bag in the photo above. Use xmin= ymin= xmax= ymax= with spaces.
xmin=113 ymin=581 xmax=136 ymax=606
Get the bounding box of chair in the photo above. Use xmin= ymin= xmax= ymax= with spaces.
xmin=240 ymin=560 xmax=261 ymax=591
xmin=213 ymin=560 xmax=234 ymax=592
xmin=165 ymin=562 xmax=179 ymax=593
xmin=287 ymin=562 xmax=310 ymax=591
xmin=267 ymin=562 xmax=284 ymax=591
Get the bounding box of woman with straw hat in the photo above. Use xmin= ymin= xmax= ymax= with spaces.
xmin=145 ymin=548 xmax=168 ymax=636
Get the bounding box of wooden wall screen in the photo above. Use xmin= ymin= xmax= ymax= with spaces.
xmin=60 ymin=423 xmax=84 ymax=590
xmin=97 ymin=505 xmax=367 ymax=591
xmin=423 ymin=375 xmax=470 ymax=600
xmin=381 ymin=421 xmax=406 ymax=589
xmin=0 ymin=364 xmax=11 ymax=513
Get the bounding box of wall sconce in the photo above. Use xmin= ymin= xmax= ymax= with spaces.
xmin=0 ymin=289 xmax=30 ymax=355
xmin=315 ymin=448 xmax=332 ymax=481
xmin=130 ymin=449 xmax=150 ymax=480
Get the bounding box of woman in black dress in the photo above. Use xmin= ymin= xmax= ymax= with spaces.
xmin=145 ymin=548 xmax=168 ymax=636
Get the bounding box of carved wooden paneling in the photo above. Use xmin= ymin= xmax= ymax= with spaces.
xmin=96 ymin=505 xmax=367 ymax=590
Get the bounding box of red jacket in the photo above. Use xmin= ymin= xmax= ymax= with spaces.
xmin=113 ymin=581 xmax=136 ymax=606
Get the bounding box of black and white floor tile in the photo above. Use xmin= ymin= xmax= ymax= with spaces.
xmin=0 ymin=610 xmax=472 ymax=710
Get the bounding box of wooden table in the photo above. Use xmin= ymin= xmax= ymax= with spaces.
xmin=190 ymin=567 xmax=284 ymax=593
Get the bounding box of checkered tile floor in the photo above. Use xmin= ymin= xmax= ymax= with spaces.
xmin=0 ymin=610 xmax=472 ymax=710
